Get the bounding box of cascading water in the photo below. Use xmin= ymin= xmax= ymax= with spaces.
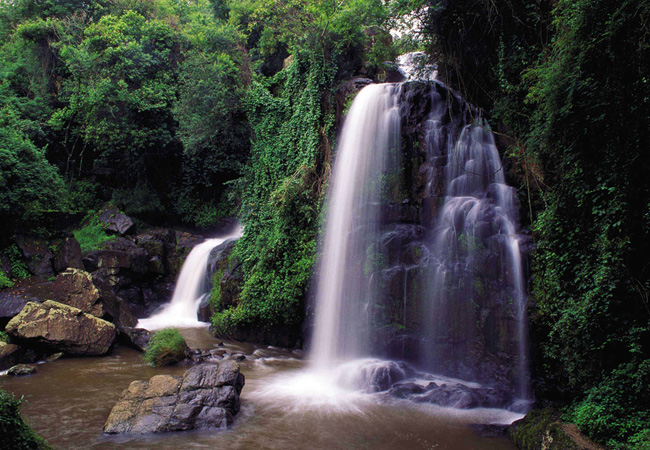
xmin=308 ymin=66 xmax=531 ymax=409
xmin=311 ymin=83 xmax=401 ymax=370
xmin=137 ymin=225 xmax=242 ymax=330
xmin=423 ymin=120 xmax=530 ymax=401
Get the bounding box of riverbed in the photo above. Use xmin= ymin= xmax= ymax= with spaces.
xmin=1 ymin=328 xmax=520 ymax=449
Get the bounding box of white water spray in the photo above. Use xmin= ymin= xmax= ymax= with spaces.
xmin=137 ymin=225 xmax=242 ymax=330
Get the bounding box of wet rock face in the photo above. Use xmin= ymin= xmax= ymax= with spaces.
xmin=14 ymin=237 xmax=55 ymax=278
xmin=52 ymin=237 xmax=83 ymax=273
xmin=98 ymin=205 xmax=134 ymax=235
xmin=103 ymin=361 xmax=245 ymax=434
xmin=5 ymin=300 xmax=117 ymax=355
xmin=51 ymin=268 xmax=137 ymax=332
xmin=388 ymin=380 xmax=512 ymax=410
xmin=7 ymin=364 xmax=37 ymax=376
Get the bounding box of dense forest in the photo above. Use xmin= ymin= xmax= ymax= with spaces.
xmin=0 ymin=0 xmax=649 ymax=449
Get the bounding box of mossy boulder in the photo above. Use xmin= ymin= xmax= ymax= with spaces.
xmin=51 ymin=268 xmax=136 ymax=331
xmin=510 ymin=408 xmax=604 ymax=450
xmin=143 ymin=329 xmax=189 ymax=367
xmin=5 ymin=300 xmax=117 ymax=355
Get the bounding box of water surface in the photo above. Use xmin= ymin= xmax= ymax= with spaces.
xmin=1 ymin=329 xmax=517 ymax=450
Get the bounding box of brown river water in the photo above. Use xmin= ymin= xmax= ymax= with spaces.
xmin=1 ymin=328 xmax=519 ymax=450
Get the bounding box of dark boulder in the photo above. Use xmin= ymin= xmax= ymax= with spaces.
xmin=410 ymin=383 xmax=512 ymax=409
xmin=103 ymin=361 xmax=245 ymax=434
xmin=51 ymin=268 xmax=137 ymax=332
xmin=14 ymin=237 xmax=54 ymax=278
xmin=120 ymin=328 xmax=152 ymax=352
xmin=52 ymin=237 xmax=83 ymax=273
xmin=98 ymin=205 xmax=134 ymax=235
xmin=0 ymin=343 xmax=44 ymax=371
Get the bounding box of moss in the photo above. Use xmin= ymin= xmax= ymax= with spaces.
xmin=143 ymin=329 xmax=188 ymax=367
xmin=509 ymin=408 xmax=582 ymax=450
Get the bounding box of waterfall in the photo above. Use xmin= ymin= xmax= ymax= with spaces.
xmin=423 ymin=121 xmax=530 ymax=400
xmin=309 ymin=73 xmax=530 ymax=407
xmin=311 ymin=83 xmax=401 ymax=370
xmin=137 ymin=225 xmax=243 ymax=330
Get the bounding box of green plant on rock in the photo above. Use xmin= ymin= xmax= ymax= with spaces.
xmin=4 ymin=245 xmax=30 ymax=281
xmin=143 ymin=328 xmax=188 ymax=367
xmin=0 ymin=268 xmax=13 ymax=289
xmin=0 ymin=389 xmax=51 ymax=450
xmin=72 ymin=212 xmax=114 ymax=253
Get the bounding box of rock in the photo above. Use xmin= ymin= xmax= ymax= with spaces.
xmin=231 ymin=354 xmax=246 ymax=361
xmin=387 ymin=382 xmax=426 ymax=399
xmin=98 ymin=205 xmax=134 ymax=235
xmin=5 ymin=300 xmax=117 ymax=355
xmin=45 ymin=352 xmax=63 ymax=362
xmin=407 ymin=383 xmax=512 ymax=409
xmin=103 ymin=361 xmax=245 ymax=435
xmin=0 ymin=342 xmax=44 ymax=370
xmin=197 ymin=296 xmax=211 ymax=323
xmin=120 ymin=328 xmax=152 ymax=352
xmin=51 ymin=268 xmax=137 ymax=331
xmin=51 ymin=268 xmax=104 ymax=317
xmin=14 ymin=237 xmax=54 ymax=278
xmin=510 ymin=408 xmax=605 ymax=450
xmin=53 ymin=237 xmax=83 ymax=273
xmin=83 ymin=249 xmax=133 ymax=273
xmin=0 ymin=343 xmax=23 ymax=371
xmin=0 ymin=293 xmax=33 ymax=328
xmin=7 ymin=364 xmax=37 ymax=376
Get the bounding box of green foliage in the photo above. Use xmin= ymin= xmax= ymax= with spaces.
xmin=0 ymin=106 xmax=66 ymax=232
xmin=143 ymin=328 xmax=188 ymax=367
xmin=568 ymin=360 xmax=650 ymax=449
xmin=72 ymin=212 xmax=114 ymax=253
xmin=0 ymin=389 xmax=51 ymax=450
xmin=213 ymin=50 xmax=333 ymax=337
xmin=3 ymin=245 xmax=30 ymax=280
xmin=423 ymin=0 xmax=650 ymax=448
xmin=0 ymin=331 xmax=10 ymax=343
xmin=0 ymin=269 xmax=13 ymax=289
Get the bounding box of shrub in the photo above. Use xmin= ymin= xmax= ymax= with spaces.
xmin=0 ymin=389 xmax=51 ymax=450
xmin=569 ymin=360 xmax=650 ymax=449
xmin=72 ymin=212 xmax=114 ymax=253
xmin=143 ymin=329 xmax=188 ymax=367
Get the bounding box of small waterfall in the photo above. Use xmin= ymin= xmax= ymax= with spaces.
xmin=311 ymin=83 xmax=401 ymax=370
xmin=137 ymin=225 xmax=243 ymax=330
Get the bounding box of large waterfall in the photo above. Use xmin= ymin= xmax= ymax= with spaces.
xmin=309 ymin=77 xmax=531 ymax=409
xmin=311 ymin=83 xmax=401 ymax=370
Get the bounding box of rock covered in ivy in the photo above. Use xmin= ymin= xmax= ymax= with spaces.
xmin=103 ymin=361 xmax=245 ymax=434
xmin=5 ymin=300 xmax=117 ymax=355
